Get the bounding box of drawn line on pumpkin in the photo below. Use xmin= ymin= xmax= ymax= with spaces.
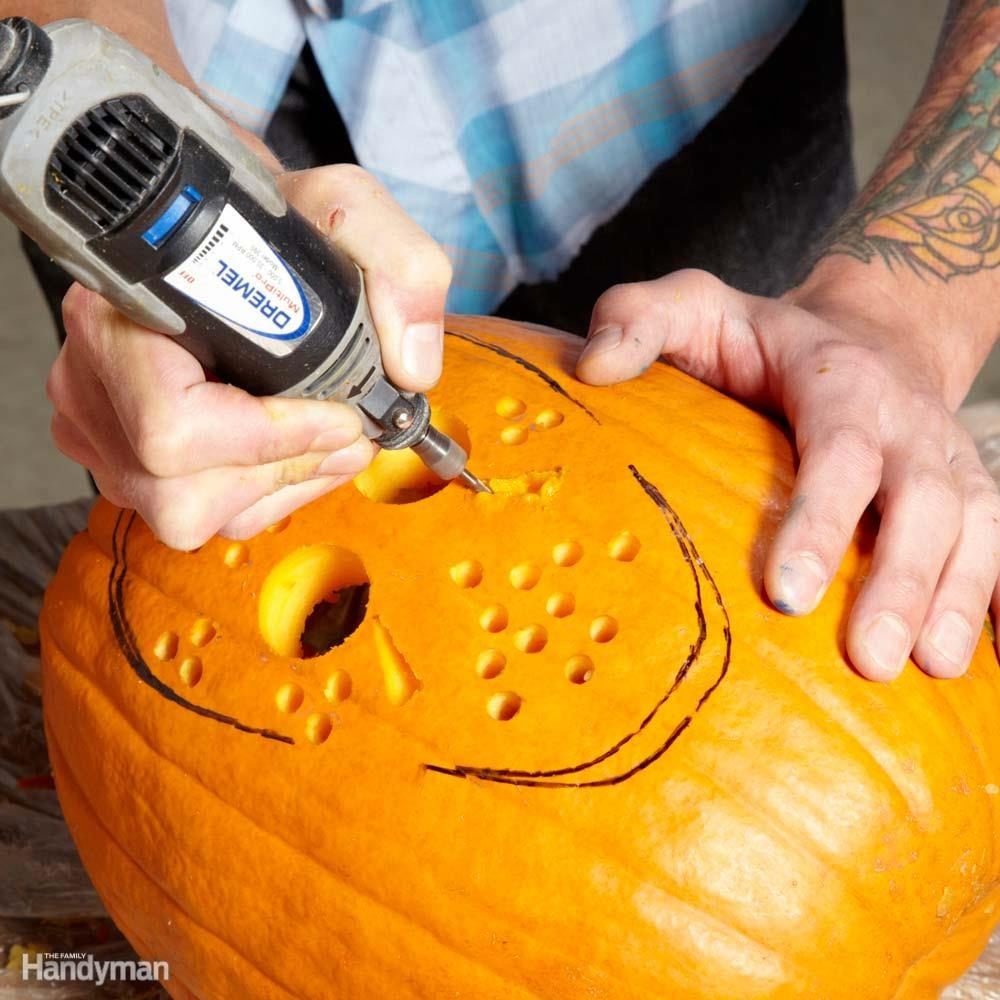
xmin=107 ymin=510 xmax=295 ymax=745
xmin=445 ymin=329 xmax=600 ymax=424
xmin=423 ymin=464 xmax=732 ymax=787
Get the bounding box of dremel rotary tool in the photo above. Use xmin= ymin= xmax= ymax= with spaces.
xmin=0 ymin=16 xmax=489 ymax=493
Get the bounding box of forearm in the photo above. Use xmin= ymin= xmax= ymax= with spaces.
xmin=0 ymin=3 xmax=279 ymax=168
xmin=795 ymin=0 xmax=1000 ymax=408
xmin=2 ymin=1 xmax=196 ymax=89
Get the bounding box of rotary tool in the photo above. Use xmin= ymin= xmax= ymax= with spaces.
xmin=0 ymin=16 xmax=489 ymax=493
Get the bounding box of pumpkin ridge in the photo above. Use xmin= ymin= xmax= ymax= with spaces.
xmin=678 ymin=754 xmax=893 ymax=943
xmin=725 ymin=653 xmax=922 ymax=825
xmin=915 ymin=653 xmax=996 ymax=803
xmin=46 ymin=724 xmax=302 ymax=1000
xmin=746 ymin=636 xmax=939 ymax=825
xmin=444 ymin=328 xmax=601 ymax=424
xmin=42 ymin=637 xmax=567 ymax=1000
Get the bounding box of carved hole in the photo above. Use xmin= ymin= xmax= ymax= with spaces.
xmin=486 ymin=469 xmax=562 ymax=500
xmin=224 ymin=542 xmax=249 ymax=569
xmin=566 ymin=654 xmax=595 ymax=685
xmin=354 ymin=410 xmax=472 ymax=504
xmin=509 ymin=562 xmax=541 ymax=590
xmin=305 ymin=713 xmax=333 ymax=745
xmin=190 ymin=618 xmax=217 ymax=648
xmin=153 ymin=631 xmax=178 ymax=662
xmin=488 ymin=691 xmax=522 ymax=721
xmin=608 ymin=532 xmax=641 ymax=562
xmin=552 ymin=541 xmax=583 ymax=567
xmin=373 ymin=619 xmax=421 ymax=706
xmin=496 ymin=396 xmax=526 ymax=419
xmin=515 ymin=625 xmax=547 ymax=654
xmin=477 ymin=649 xmax=506 ymax=679
xmin=480 ymin=605 xmax=509 ymax=633
xmin=259 ymin=544 xmax=369 ymax=658
xmin=450 ymin=560 xmax=484 ymax=588
xmin=590 ymin=616 xmax=619 ymax=643
xmin=179 ymin=656 xmax=202 ymax=687
xmin=301 ymin=585 xmax=369 ymax=658
xmin=276 ymin=682 xmax=304 ymax=714
xmin=546 ymin=592 xmax=575 ymax=618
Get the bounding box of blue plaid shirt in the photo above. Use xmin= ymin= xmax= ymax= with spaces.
xmin=165 ymin=0 xmax=807 ymax=312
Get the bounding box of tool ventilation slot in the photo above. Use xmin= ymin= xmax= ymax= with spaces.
xmin=46 ymin=95 xmax=179 ymax=235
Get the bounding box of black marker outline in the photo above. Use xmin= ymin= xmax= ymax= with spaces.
xmin=104 ymin=334 xmax=731 ymax=780
xmin=108 ymin=510 xmax=294 ymax=744
xmin=425 ymin=464 xmax=731 ymax=787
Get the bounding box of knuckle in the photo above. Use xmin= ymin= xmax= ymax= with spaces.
xmin=60 ymin=284 xmax=101 ymax=341
xmin=795 ymin=503 xmax=852 ymax=553
xmin=823 ymin=424 xmax=884 ymax=480
xmin=131 ymin=419 xmax=191 ymax=478
xmin=140 ymin=482 xmax=218 ymax=551
xmin=887 ymin=564 xmax=935 ymax=607
xmin=905 ymin=466 xmax=961 ymax=519
xmin=395 ymin=239 xmax=453 ymax=291
xmin=45 ymin=351 xmax=71 ymax=407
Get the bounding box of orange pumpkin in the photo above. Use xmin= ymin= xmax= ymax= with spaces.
xmin=40 ymin=316 xmax=1000 ymax=999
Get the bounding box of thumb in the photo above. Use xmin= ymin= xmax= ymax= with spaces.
xmin=576 ymin=269 xmax=763 ymax=394
xmin=279 ymin=165 xmax=452 ymax=393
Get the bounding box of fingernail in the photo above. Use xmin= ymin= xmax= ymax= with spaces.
xmin=863 ymin=614 xmax=911 ymax=680
xmin=401 ymin=322 xmax=443 ymax=384
xmin=583 ymin=325 xmax=623 ymax=358
xmin=773 ymin=552 xmax=827 ymax=615
xmin=927 ymin=611 xmax=973 ymax=672
xmin=317 ymin=438 xmax=372 ymax=476
xmin=309 ymin=423 xmax=361 ymax=453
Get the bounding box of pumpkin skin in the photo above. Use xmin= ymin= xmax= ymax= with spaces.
xmin=39 ymin=316 xmax=1000 ymax=1000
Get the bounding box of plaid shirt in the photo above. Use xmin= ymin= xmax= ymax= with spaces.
xmin=165 ymin=0 xmax=807 ymax=312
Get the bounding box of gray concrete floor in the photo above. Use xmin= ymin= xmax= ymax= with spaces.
xmin=3 ymin=0 xmax=998 ymax=508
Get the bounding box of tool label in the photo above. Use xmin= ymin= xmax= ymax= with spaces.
xmin=164 ymin=204 xmax=321 ymax=356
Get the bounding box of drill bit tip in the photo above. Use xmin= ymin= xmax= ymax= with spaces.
xmin=457 ymin=467 xmax=493 ymax=494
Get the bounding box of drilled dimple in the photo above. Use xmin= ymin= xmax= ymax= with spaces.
xmin=153 ymin=631 xmax=178 ymax=662
xmin=190 ymin=618 xmax=217 ymax=647
xmin=477 ymin=649 xmax=506 ymax=679
xmin=305 ymin=713 xmax=333 ymax=745
xmin=534 ymin=409 xmax=564 ymax=429
xmin=590 ymin=616 xmax=619 ymax=643
xmin=552 ymin=541 xmax=583 ymax=567
xmin=224 ymin=542 xmax=249 ymax=568
xmin=515 ymin=625 xmax=547 ymax=654
xmin=496 ymin=396 xmax=526 ymax=419
xmin=566 ymin=654 xmax=595 ymax=684
xmin=276 ymin=682 xmax=304 ymax=714
xmin=323 ymin=669 xmax=352 ymax=702
xmin=509 ymin=562 xmax=541 ymax=590
xmin=546 ymin=592 xmax=575 ymax=618
xmin=179 ymin=656 xmax=202 ymax=687
xmin=500 ymin=425 xmax=529 ymax=445
xmin=450 ymin=560 xmax=483 ymax=588
xmin=488 ymin=691 xmax=522 ymax=721
xmin=480 ymin=605 xmax=509 ymax=633
xmin=609 ymin=531 xmax=641 ymax=562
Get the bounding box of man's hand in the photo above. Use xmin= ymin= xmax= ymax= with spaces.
xmin=47 ymin=165 xmax=452 ymax=550
xmin=577 ymin=268 xmax=1000 ymax=681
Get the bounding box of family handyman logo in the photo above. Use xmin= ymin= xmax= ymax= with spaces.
xmin=21 ymin=951 xmax=169 ymax=985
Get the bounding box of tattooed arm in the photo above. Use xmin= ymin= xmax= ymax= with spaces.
xmin=577 ymin=0 xmax=1000 ymax=682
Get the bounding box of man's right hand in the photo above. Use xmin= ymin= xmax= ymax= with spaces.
xmin=47 ymin=165 xmax=452 ymax=550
